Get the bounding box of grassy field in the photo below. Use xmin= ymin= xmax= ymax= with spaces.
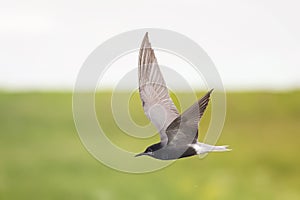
xmin=0 ymin=91 xmax=300 ymax=200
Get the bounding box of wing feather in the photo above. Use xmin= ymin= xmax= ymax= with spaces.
xmin=166 ymin=89 xmax=213 ymax=145
xmin=138 ymin=33 xmax=180 ymax=145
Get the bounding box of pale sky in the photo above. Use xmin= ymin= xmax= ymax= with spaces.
xmin=0 ymin=0 xmax=299 ymax=91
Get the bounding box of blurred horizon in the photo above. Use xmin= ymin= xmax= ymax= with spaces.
xmin=1 ymin=87 xmax=300 ymax=93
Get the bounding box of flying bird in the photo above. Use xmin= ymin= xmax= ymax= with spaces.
xmin=135 ymin=33 xmax=230 ymax=160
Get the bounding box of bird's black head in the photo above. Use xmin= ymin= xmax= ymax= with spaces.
xmin=135 ymin=143 xmax=162 ymax=157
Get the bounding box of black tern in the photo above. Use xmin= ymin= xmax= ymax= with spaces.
xmin=135 ymin=33 xmax=230 ymax=160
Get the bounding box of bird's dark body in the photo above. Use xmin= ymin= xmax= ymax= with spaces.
xmin=146 ymin=142 xmax=197 ymax=160
xmin=180 ymin=146 xmax=198 ymax=158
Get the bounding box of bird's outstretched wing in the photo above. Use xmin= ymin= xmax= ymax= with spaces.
xmin=165 ymin=89 xmax=213 ymax=145
xmin=138 ymin=33 xmax=180 ymax=145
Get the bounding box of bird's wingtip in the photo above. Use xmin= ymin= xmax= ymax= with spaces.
xmin=141 ymin=32 xmax=151 ymax=48
xmin=143 ymin=32 xmax=149 ymax=41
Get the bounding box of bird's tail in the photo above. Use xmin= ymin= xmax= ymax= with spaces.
xmin=192 ymin=143 xmax=231 ymax=154
xmin=209 ymin=145 xmax=231 ymax=152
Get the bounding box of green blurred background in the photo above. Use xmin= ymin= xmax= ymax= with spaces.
xmin=1 ymin=91 xmax=299 ymax=200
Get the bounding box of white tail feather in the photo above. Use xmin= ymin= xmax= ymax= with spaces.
xmin=189 ymin=143 xmax=231 ymax=154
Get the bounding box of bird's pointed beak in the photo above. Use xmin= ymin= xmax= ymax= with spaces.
xmin=135 ymin=152 xmax=146 ymax=157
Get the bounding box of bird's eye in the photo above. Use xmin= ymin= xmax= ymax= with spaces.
xmin=148 ymin=148 xmax=152 ymax=153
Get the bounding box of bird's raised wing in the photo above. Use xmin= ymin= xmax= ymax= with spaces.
xmin=165 ymin=89 xmax=213 ymax=145
xmin=138 ymin=33 xmax=180 ymax=145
